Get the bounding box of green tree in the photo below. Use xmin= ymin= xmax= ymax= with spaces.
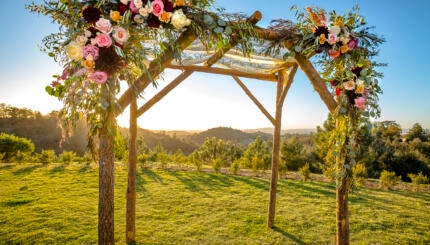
xmin=114 ymin=131 xmax=128 ymax=161
xmin=241 ymin=136 xmax=271 ymax=171
xmin=280 ymin=137 xmax=307 ymax=171
xmin=405 ymin=123 xmax=427 ymax=142
xmin=0 ymin=133 xmax=35 ymax=162
xmin=196 ymin=137 xmax=242 ymax=167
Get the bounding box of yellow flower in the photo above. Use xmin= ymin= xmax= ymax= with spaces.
xmin=340 ymin=45 xmax=349 ymax=54
xmin=365 ymin=59 xmax=371 ymax=68
xmin=66 ymin=41 xmax=83 ymax=61
xmin=355 ymin=79 xmax=365 ymax=94
xmin=110 ymin=11 xmax=122 ymax=22
xmin=319 ymin=34 xmax=326 ymax=45
xmin=334 ymin=19 xmax=344 ymax=28
xmin=174 ymin=0 xmax=185 ymax=7
xmin=159 ymin=11 xmax=172 ymax=23
xmin=81 ymin=59 xmax=95 ymax=69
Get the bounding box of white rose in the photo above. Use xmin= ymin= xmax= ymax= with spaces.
xmin=134 ymin=14 xmax=144 ymax=24
xmin=76 ymin=35 xmax=88 ymax=46
xmin=112 ymin=27 xmax=129 ymax=45
xmin=329 ymin=25 xmax=341 ymax=36
xmin=139 ymin=6 xmax=152 ymax=17
xmin=171 ymin=9 xmax=191 ymax=30
xmin=66 ymin=41 xmax=83 ymax=61
xmin=120 ymin=0 xmax=129 ymax=4
xmin=95 ymin=18 xmax=112 ymax=34
xmin=84 ymin=30 xmax=92 ymax=38
xmin=133 ymin=0 xmax=143 ymax=8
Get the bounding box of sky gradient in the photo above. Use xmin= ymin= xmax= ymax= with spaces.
xmin=0 ymin=0 xmax=429 ymax=130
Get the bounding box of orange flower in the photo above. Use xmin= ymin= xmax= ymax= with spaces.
xmin=81 ymin=59 xmax=95 ymax=69
xmin=159 ymin=11 xmax=172 ymax=23
xmin=110 ymin=11 xmax=122 ymax=22
xmin=319 ymin=34 xmax=326 ymax=44
xmin=365 ymin=59 xmax=371 ymax=68
xmin=334 ymin=19 xmax=344 ymax=28
xmin=329 ymin=49 xmax=341 ymax=58
xmin=340 ymin=45 xmax=349 ymax=54
xmin=306 ymin=7 xmax=319 ymax=23
xmin=174 ymin=0 xmax=185 ymax=7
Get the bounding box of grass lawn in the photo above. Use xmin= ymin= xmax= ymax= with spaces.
xmin=0 ymin=162 xmax=429 ymax=244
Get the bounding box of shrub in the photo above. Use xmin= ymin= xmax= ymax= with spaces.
xmin=353 ymin=163 xmax=368 ymax=187
xmin=323 ymin=167 xmax=335 ymax=182
xmin=408 ymin=172 xmax=429 ymax=191
xmin=379 ymin=170 xmax=401 ymax=190
xmin=59 ymin=151 xmax=77 ymax=164
xmin=230 ymin=159 xmax=240 ymax=175
xmin=0 ymin=133 xmax=35 ymax=162
xmin=36 ymin=150 xmax=56 ymax=164
xmin=213 ymin=158 xmax=223 ymax=173
xmin=298 ymin=163 xmax=311 ymax=181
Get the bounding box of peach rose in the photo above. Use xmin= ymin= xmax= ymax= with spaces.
xmin=95 ymin=18 xmax=112 ymax=34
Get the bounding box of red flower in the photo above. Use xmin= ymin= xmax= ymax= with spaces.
xmin=162 ymin=0 xmax=174 ymax=12
xmin=117 ymin=2 xmax=129 ymax=15
xmin=82 ymin=6 xmax=101 ymax=24
xmin=335 ymin=87 xmax=341 ymax=97
xmin=147 ymin=14 xmax=161 ymax=28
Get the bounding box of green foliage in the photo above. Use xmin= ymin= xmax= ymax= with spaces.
xmin=114 ymin=132 xmax=128 ymax=161
xmin=352 ymin=163 xmax=367 ymax=187
xmin=379 ymin=170 xmax=401 ymax=190
xmin=0 ymin=133 xmax=35 ymax=162
xmin=408 ymin=172 xmax=429 ymax=185
xmin=242 ymin=136 xmax=271 ymax=171
xmin=212 ymin=158 xmax=223 ymax=173
xmin=230 ymin=159 xmax=240 ymax=175
xmin=405 ymin=123 xmax=428 ymax=142
xmin=298 ymin=163 xmax=311 ymax=181
xmin=35 ymin=150 xmax=56 ymax=164
xmin=59 ymin=151 xmax=77 ymax=164
xmin=280 ymin=137 xmax=307 ymax=171
xmin=195 ymin=137 xmax=242 ymax=167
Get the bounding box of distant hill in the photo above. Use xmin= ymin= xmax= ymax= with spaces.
xmin=244 ymin=128 xmax=316 ymax=135
xmin=183 ymin=127 xmax=272 ymax=147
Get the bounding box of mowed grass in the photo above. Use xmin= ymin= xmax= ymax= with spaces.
xmin=0 ymin=163 xmax=429 ymax=244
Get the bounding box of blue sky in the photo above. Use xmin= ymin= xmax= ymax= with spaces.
xmin=0 ymin=0 xmax=429 ymax=130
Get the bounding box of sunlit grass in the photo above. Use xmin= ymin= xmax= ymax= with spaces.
xmin=0 ymin=162 xmax=429 ymax=244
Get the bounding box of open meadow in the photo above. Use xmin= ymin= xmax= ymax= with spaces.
xmin=0 ymin=162 xmax=429 ymax=244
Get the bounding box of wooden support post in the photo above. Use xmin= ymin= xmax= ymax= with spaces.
xmin=126 ymin=98 xmax=137 ymax=245
xmin=336 ymin=177 xmax=350 ymax=245
xmin=98 ymin=82 xmax=115 ymax=245
xmin=232 ymin=75 xmax=276 ymax=126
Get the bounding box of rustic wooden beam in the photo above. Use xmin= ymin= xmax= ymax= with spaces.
xmin=126 ymin=98 xmax=137 ymax=244
xmin=279 ymin=64 xmax=298 ymax=104
xmin=294 ymin=54 xmax=337 ymax=113
xmin=267 ymin=69 xmax=287 ymax=228
xmin=136 ymin=70 xmax=193 ymax=117
xmin=167 ymin=64 xmax=278 ymax=81
xmin=232 ymin=75 xmax=276 ymax=126
xmin=115 ymin=28 xmax=197 ymax=116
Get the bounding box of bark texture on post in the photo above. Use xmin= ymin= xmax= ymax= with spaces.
xmin=98 ymin=107 xmax=115 ymax=245
xmin=336 ymin=177 xmax=350 ymax=245
xmin=126 ymin=99 xmax=137 ymax=245
xmin=267 ymin=70 xmax=287 ymax=228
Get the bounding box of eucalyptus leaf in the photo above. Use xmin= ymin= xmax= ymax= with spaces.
xmin=224 ymin=26 xmax=232 ymax=35
xmin=217 ymin=19 xmax=226 ymax=27
xmin=213 ymin=27 xmax=224 ymax=34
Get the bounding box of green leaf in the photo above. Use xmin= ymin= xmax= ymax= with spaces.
xmin=213 ymin=27 xmax=224 ymax=34
xmin=48 ymin=52 xmax=55 ymax=57
xmin=45 ymin=86 xmax=54 ymax=95
xmin=217 ymin=19 xmax=226 ymax=27
xmin=224 ymin=26 xmax=232 ymax=35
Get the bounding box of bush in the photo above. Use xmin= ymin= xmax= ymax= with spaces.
xmin=298 ymin=163 xmax=311 ymax=181
xmin=230 ymin=160 xmax=240 ymax=175
xmin=0 ymin=133 xmax=35 ymax=162
xmin=379 ymin=170 xmax=401 ymax=190
xmin=213 ymin=158 xmax=223 ymax=173
xmin=408 ymin=172 xmax=429 ymax=191
xmin=59 ymin=151 xmax=77 ymax=164
xmin=323 ymin=167 xmax=335 ymax=182
xmin=353 ymin=163 xmax=368 ymax=187
xmin=36 ymin=150 xmax=56 ymax=164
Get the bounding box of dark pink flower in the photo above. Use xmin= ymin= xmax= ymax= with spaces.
xmin=348 ymin=37 xmax=358 ymax=50
xmin=129 ymin=0 xmax=140 ymax=13
xmin=152 ymin=0 xmax=164 ymax=17
xmin=354 ymin=97 xmax=366 ymax=110
xmin=90 ymin=71 xmax=108 ymax=84
xmin=83 ymin=45 xmax=100 ymax=60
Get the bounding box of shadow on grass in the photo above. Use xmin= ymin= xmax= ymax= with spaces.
xmin=272 ymin=226 xmax=307 ymax=245
xmin=230 ymin=175 xmax=269 ymax=191
xmin=286 ymin=181 xmax=335 ymax=197
xmin=136 ymin=171 xmax=147 ymax=193
xmin=142 ymin=168 xmax=164 ymax=183
xmin=50 ymin=164 xmax=65 ymax=173
xmin=78 ymin=164 xmax=92 ymax=173
xmin=0 ymin=163 xmax=15 ymax=171
xmin=12 ymin=164 xmax=45 ymax=175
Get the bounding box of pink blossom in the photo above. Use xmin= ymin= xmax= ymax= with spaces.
xmin=95 ymin=18 xmax=112 ymax=34
xmin=348 ymin=37 xmax=358 ymax=50
xmin=354 ymin=97 xmax=367 ymax=110
xmin=95 ymin=34 xmax=112 ymax=47
xmin=90 ymin=71 xmax=108 ymax=84
xmin=152 ymin=0 xmax=164 ymax=17
xmin=129 ymin=0 xmax=140 ymax=13
xmin=73 ymin=68 xmax=88 ymax=77
xmin=112 ymin=27 xmax=129 ymax=45
xmin=83 ymin=45 xmax=100 ymax=60
xmin=327 ymin=33 xmax=338 ymax=45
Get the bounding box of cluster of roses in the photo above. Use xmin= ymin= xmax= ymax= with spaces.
xmin=306 ymin=7 xmax=358 ymax=58
xmin=330 ymin=63 xmax=370 ymax=110
xmin=117 ymin=0 xmax=192 ymax=29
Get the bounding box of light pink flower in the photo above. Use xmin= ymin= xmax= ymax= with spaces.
xmin=95 ymin=34 xmax=112 ymax=47
xmin=83 ymin=44 xmax=100 ymax=60
xmin=348 ymin=37 xmax=358 ymax=50
xmin=129 ymin=0 xmax=140 ymax=13
xmin=73 ymin=68 xmax=88 ymax=77
xmin=112 ymin=27 xmax=129 ymax=45
xmin=343 ymin=80 xmax=355 ymax=91
xmin=90 ymin=71 xmax=108 ymax=84
xmin=327 ymin=33 xmax=338 ymax=45
xmin=354 ymin=97 xmax=366 ymax=110
xmin=95 ymin=18 xmax=112 ymax=34
xmin=151 ymin=0 xmax=164 ymax=17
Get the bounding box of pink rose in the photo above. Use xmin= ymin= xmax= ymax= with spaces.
xmin=112 ymin=27 xmax=129 ymax=45
xmin=90 ymin=71 xmax=108 ymax=84
xmin=95 ymin=34 xmax=112 ymax=47
xmin=152 ymin=0 xmax=164 ymax=17
xmin=83 ymin=45 xmax=100 ymax=60
xmin=354 ymin=97 xmax=366 ymax=110
xmin=348 ymin=37 xmax=358 ymax=50
xmin=95 ymin=18 xmax=112 ymax=34
xmin=327 ymin=33 xmax=338 ymax=45
xmin=129 ymin=0 xmax=140 ymax=13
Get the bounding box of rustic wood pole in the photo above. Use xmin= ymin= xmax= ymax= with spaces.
xmin=126 ymin=98 xmax=137 ymax=244
xmin=267 ymin=69 xmax=289 ymax=228
xmin=98 ymin=81 xmax=116 ymax=245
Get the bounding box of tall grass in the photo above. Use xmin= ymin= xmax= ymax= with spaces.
xmin=0 ymin=162 xmax=429 ymax=244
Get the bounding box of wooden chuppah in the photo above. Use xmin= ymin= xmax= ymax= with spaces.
xmin=114 ymin=10 xmax=341 ymax=245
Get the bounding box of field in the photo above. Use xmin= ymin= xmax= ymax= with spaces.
xmin=0 ymin=162 xmax=429 ymax=244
